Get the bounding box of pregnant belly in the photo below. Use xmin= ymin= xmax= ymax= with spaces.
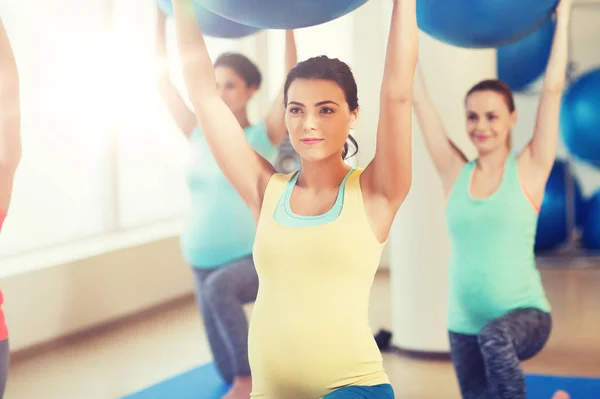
xmin=248 ymin=301 xmax=384 ymax=398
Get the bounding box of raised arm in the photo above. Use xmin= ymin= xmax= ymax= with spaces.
xmin=412 ymin=63 xmax=468 ymax=193
xmin=171 ymin=0 xmax=275 ymax=213
xmin=519 ymin=0 xmax=572 ymax=179
xmin=155 ymin=6 xmax=198 ymax=138
xmin=263 ymin=30 xmax=297 ymax=146
xmin=362 ymin=0 xmax=418 ymax=207
xmin=0 ymin=19 xmax=21 ymax=223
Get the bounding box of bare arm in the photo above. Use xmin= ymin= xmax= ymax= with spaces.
xmin=412 ymin=62 xmax=467 ymax=191
xmin=155 ymin=6 xmax=197 ymax=138
xmin=0 ymin=19 xmax=21 ymax=216
xmin=519 ymin=0 xmax=572 ymax=186
xmin=362 ymin=0 xmax=418 ymax=208
xmin=263 ymin=30 xmax=297 ymax=146
xmin=171 ymin=0 xmax=274 ymax=213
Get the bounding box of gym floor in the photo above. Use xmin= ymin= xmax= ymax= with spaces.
xmin=5 ymin=268 xmax=600 ymax=399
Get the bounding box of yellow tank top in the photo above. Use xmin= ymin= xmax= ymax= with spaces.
xmin=249 ymin=168 xmax=390 ymax=399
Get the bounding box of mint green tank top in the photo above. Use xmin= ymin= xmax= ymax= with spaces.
xmin=180 ymin=121 xmax=277 ymax=268
xmin=446 ymin=153 xmax=551 ymax=335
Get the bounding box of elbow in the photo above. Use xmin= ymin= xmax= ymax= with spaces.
xmin=543 ymin=84 xmax=565 ymax=94
xmin=0 ymin=153 xmax=21 ymax=176
xmin=156 ymin=77 xmax=171 ymax=98
xmin=543 ymin=78 xmax=566 ymax=94
xmin=381 ymin=90 xmax=412 ymax=105
xmin=381 ymin=78 xmax=414 ymax=104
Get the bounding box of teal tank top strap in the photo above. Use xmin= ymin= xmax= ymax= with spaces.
xmin=273 ymin=168 xmax=355 ymax=227
xmin=503 ymin=152 xmax=524 ymax=193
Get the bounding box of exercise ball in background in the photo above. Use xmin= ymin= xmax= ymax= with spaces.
xmin=498 ymin=18 xmax=555 ymax=92
xmin=535 ymin=160 xmax=585 ymax=252
xmin=560 ymin=68 xmax=600 ymax=168
xmin=417 ymin=0 xmax=557 ymax=48
xmin=157 ymin=0 xmax=261 ymax=39
xmin=194 ymin=0 xmax=369 ymax=29
xmin=582 ymin=191 xmax=600 ymax=250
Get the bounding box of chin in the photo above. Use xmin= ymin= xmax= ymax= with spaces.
xmin=476 ymin=144 xmax=504 ymax=156
xmin=296 ymin=149 xmax=336 ymax=163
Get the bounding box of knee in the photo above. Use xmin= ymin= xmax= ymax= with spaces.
xmin=202 ymin=273 xmax=234 ymax=305
xmin=478 ymin=323 xmax=511 ymax=354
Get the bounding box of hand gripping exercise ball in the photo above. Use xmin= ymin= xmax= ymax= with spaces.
xmin=417 ymin=0 xmax=558 ymax=48
xmin=193 ymin=0 xmax=369 ymax=29
xmin=535 ymin=160 xmax=585 ymax=252
xmin=498 ymin=17 xmax=555 ymax=92
xmin=560 ymin=68 xmax=600 ymax=168
xmin=157 ymin=0 xmax=261 ymax=39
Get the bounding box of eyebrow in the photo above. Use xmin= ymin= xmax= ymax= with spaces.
xmin=288 ymin=100 xmax=340 ymax=107
xmin=467 ymin=110 xmax=500 ymax=114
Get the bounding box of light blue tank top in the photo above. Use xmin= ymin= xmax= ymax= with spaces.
xmin=180 ymin=122 xmax=277 ymax=268
xmin=446 ymin=153 xmax=551 ymax=334
xmin=273 ymin=168 xmax=355 ymax=227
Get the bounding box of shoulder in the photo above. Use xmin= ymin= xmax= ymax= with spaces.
xmin=266 ymin=171 xmax=297 ymax=189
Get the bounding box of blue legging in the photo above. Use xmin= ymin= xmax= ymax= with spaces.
xmin=191 ymin=255 xmax=258 ymax=385
xmin=323 ymin=384 xmax=394 ymax=399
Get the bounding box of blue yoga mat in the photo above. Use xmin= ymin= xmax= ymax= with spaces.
xmin=525 ymin=374 xmax=600 ymax=399
xmin=122 ymin=363 xmax=229 ymax=399
xmin=122 ymin=363 xmax=600 ymax=399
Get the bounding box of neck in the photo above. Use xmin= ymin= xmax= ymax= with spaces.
xmin=234 ymin=108 xmax=250 ymax=129
xmin=297 ymin=155 xmax=351 ymax=192
xmin=476 ymin=146 xmax=510 ymax=171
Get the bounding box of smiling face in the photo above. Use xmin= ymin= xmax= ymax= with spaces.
xmin=285 ymin=78 xmax=358 ymax=163
xmin=465 ymin=89 xmax=517 ymax=155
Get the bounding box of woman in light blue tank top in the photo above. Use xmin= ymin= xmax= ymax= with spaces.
xmin=155 ymin=8 xmax=297 ymax=397
xmin=412 ymin=2 xmax=572 ymax=399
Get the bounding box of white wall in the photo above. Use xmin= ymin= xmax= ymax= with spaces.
xmin=0 ymin=0 xmax=244 ymax=263
xmin=1 ymin=235 xmax=192 ymax=352
xmin=0 ymin=1 xmax=117 ymax=257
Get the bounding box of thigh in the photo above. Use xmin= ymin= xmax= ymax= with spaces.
xmin=324 ymin=384 xmax=394 ymax=399
xmin=190 ymin=266 xmax=213 ymax=300
xmin=203 ymin=255 xmax=259 ymax=304
xmin=481 ymin=308 xmax=552 ymax=361
xmin=449 ymin=331 xmax=487 ymax=399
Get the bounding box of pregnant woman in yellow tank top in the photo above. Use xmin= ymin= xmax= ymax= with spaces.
xmin=170 ymin=0 xmax=417 ymax=397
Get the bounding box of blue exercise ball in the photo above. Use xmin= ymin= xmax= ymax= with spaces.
xmin=193 ymin=0 xmax=369 ymax=29
xmin=582 ymin=191 xmax=600 ymax=250
xmin=560 ymin=68 xmax=600 ymax=168
xmin=535 ymin=160 xmax=585 ymax=252
xmin=157 ymin=0 xmax=261 ymax=39
xmin=498 ymin=18 xmax=555 ymax=92
xmin=417 ymin=0 xmax=558 ymax=48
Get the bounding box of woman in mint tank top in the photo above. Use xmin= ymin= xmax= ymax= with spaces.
xmin=155 ymin=7 xmax=297 ymax=398
xmin=412 ymin=1 xmax=572 ymax=398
